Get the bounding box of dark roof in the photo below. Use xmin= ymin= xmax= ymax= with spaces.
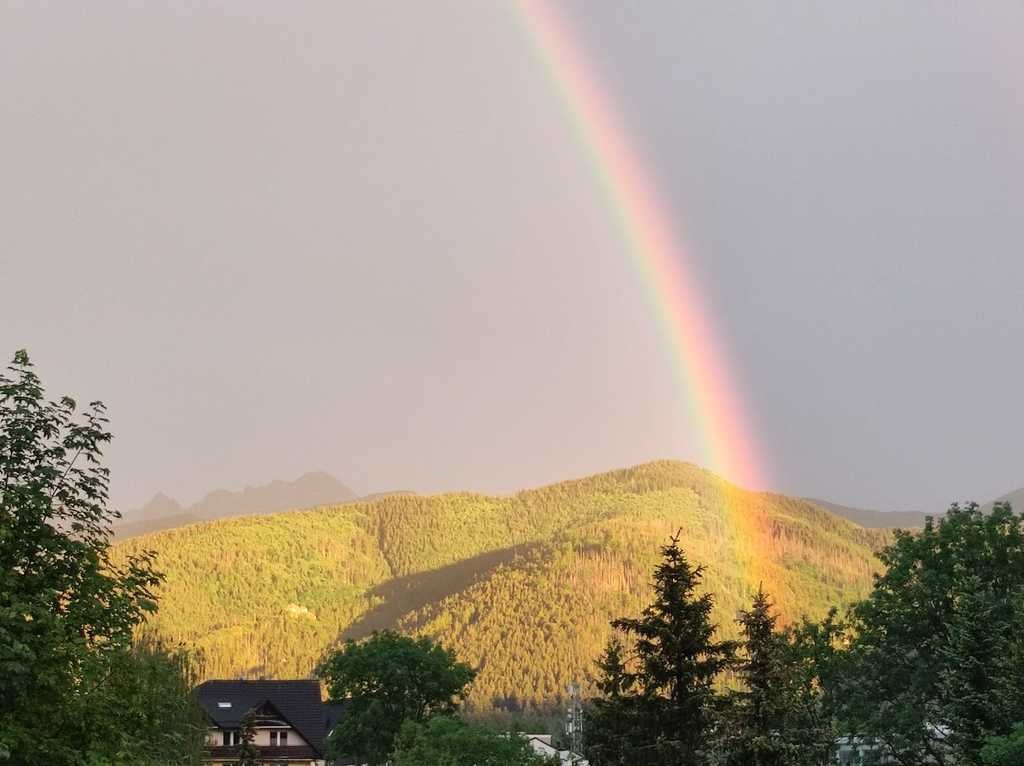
xmin=324 ymin=701 xmax=349 ymax=735
xmin=195 ymin=679 xmax=329 ymax=756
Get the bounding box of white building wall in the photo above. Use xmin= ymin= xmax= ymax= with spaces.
xmin=204 ymin=727 xmax=308 ymax=747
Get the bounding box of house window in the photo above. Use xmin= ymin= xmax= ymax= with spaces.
xmin=269 ymin=730 xmax=289 ymax=746
xmin=223 ymin=730 xmax=241 ymax=746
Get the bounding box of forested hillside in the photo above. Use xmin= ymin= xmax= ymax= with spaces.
xmin=113 ymin=461 xmax=889 ymax=711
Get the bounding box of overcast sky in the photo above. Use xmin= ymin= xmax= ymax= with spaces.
xmin=3 ymin=1 xmax=1022 ymax=513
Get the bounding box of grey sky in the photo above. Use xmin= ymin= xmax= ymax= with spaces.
xmin=2 ymin=1 xmax=1022 ymax=513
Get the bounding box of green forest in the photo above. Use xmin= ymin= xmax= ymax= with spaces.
xmin=113 ymin=460 xmax=890 ymax=711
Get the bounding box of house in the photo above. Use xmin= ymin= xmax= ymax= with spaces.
xmin=196 ymin=679 xmax=345 ymax=766
xmin=835 ymin=736 xmax=899 ymax=765
xmin=834 ymin=726 xmax=949 ymax=765
xmin=524 ymin=734 xmax=589 ymax=765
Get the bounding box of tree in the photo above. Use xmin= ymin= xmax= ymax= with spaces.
xmin=585 ymin=637 xmax=640 ymax=765
xmin=319 ymin=630 xmax=476 ymax=765
xmin=831 ymin=504 xmax=1024 ymax=766
xmin=981 ymin=723 xmax=1024 ymax=766
xmin=70 ymin=638 xmax=206 ymax=766
xmin=587 ymin=533 xmax=736 ymax=765
xmin=710 ymin=588 xmax=833 ymax=766
xmin=236 ymin=709 xmax=261 ymax=766
xmin=0 ymin=350 xmax=200 ymax=765
xmin=391 ymin=716 xmax=558 ymax=766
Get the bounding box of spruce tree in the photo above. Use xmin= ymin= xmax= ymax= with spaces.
xmin=585 ymin=638 xmax=637 ymax=765
xmin=236 ymin=710 xmax=260 ymax=766
xmin=711 ymin=588 xmax=832 ymax=766
xmin=588 ymin=533 xmax=735 ymax=765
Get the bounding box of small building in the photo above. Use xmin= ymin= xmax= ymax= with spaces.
xmin=524 ymin=733 xmax=590 ymax=765
xmin=835 ymin=736 xmax=897 ymax=765
xmin=835 ymin=726 xmax=948 ymax=765
xmin=196 ymin=679 xmax=344 ymax=766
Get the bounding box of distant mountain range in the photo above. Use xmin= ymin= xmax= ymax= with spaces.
xmin=114 ymin=471 xmax=359 ymax=539
xmin=116 ymin=467 xmax=1024 ymax=540
xmin=809 ymin=485 xmax=1024 ymax=530
xmin=983 ymin=487 xmax=1024 ymax=514
xmin=803 ymin=499 xmax=931 ymax=529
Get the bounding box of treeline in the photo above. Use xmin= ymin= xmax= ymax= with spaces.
xmin=582 ymin=506 xmax=1024 ymax=765
xmin=114 ymin=461 xmax=888 ymax=710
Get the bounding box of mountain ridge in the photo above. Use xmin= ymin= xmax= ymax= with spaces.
xmin=118 ymin=465 xmax=1020 ymax=542
xmin=115 ymin=471 xmax=358 ymax=539
xmin=983 ymin=487 xmax=1024 ymax=514
xmin=114 ymin=460 xmax=890 ymax=710
xmin=808 ymin=487 xmax=1024 ymax=528
xmin=803 ymin=498 xmax=931 ymax=529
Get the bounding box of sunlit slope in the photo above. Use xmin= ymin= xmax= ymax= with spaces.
xmin=113 ymin=461 xmax=887 ymax=709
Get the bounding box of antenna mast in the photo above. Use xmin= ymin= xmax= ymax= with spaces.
xmin=566 ymin=680 xmax=584 ymax=761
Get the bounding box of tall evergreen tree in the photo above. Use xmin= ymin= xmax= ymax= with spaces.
xmin=585 ymin=638 xmax=638 ymax=765
xmin=236 ymin=710 xmax=260 ymax=766
xmin=587 ymin=533 xmax=736 ymax=765
xmin=710 ymin=588 xmax=832 ymax=766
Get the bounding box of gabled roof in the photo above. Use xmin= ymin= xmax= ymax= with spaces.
xmin=195 ymin=679 xmax=329 ymax=756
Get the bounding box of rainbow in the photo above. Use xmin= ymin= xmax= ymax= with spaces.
xmin=513 ymin=0 xmax=766 ymax=493
xmin=513 ymin=1 xmax=779 ymax=598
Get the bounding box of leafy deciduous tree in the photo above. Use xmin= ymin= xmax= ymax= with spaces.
xmin=831 ymin=504 xmax=1024 ymax=766
xmin=320 ymin=630 xmax=476 ymax=765
xmin=981 ymin=723 xmax=1024 ymax=766
xmin=391 ymin=716 xmax=558 ymax=766
xmin=0 ymin=350 xmax=201 ymax=765
xmin=72 ymin=638 xmax=206 ymax=766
